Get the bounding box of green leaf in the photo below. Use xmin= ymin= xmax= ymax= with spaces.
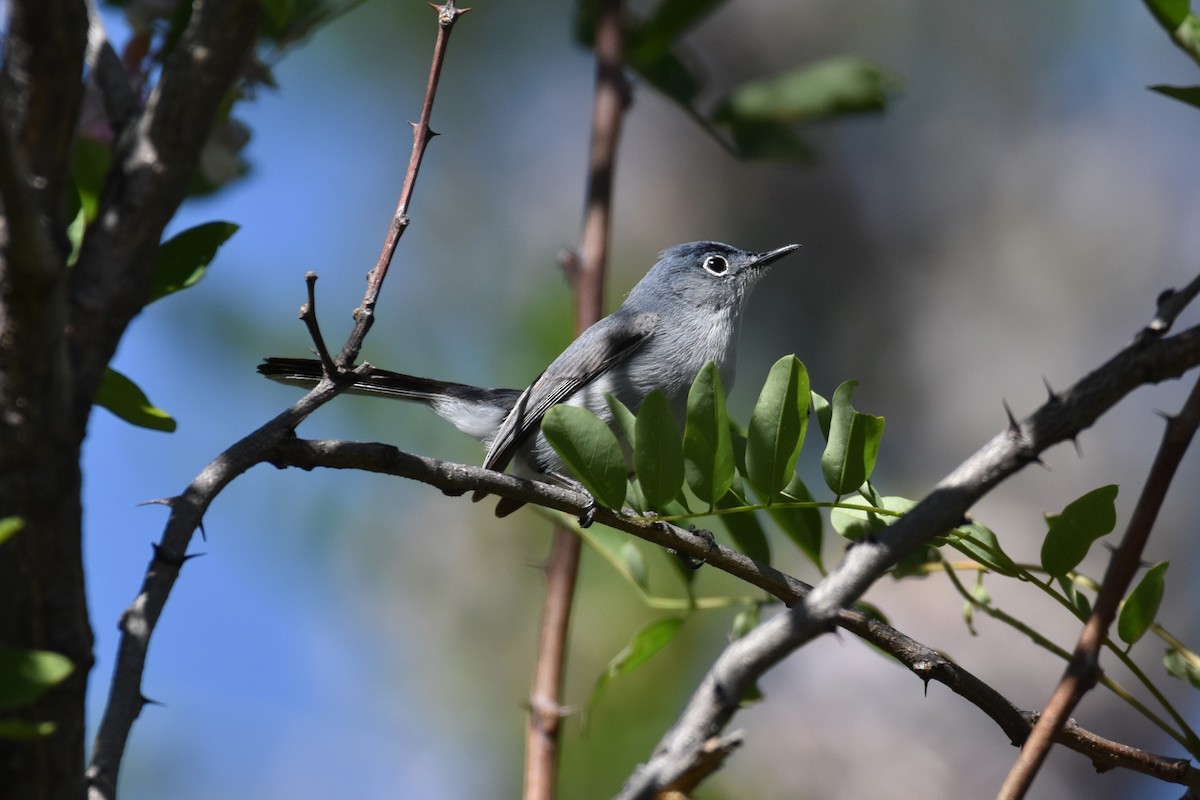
xmin=725 ymin=118 xmax=815 ymax=161
xmin=0 ymin=647 xmax=74 ymax=711
xmin=1149 ymin=84 xmax=1200 ymax=110
xmin=1118 ymin=561 xmax=1169 ymax=645
xmin=683 ymin=362 xmax=734 ymax=505
xmin=812 ymin=390 xmax=831 ymax=439
xmin=542 ymin=405 xmax=628 ymax=510
xmin=820 ymin=381 xmax=885 ymax=496
xmin=941 ymin=521 xmax=1020 ymax=577
xmin=715 ymin=58 xmax=895 ymax=125
xmin=0 ymin=517 xmax=24 ymax=546
xmin=578 ymin=524 xmax=651 ymax=591
xmin=746 ymin=356 xmax=810 ymax=499
xmin=1057 ymin=575 xmax=1092 ymax=619
xmin=831 ymin=495 xmax=912 ymax=543
xmin=605 ymin=394 xmax=638 ymax=451
xmin=770 ymin=475 xmax=823 ymax=570
xmin=632 ymin=0 xmax=724 ymax=45
xmin=717 ymin=487 xmax=771 ymax=566
xmin=258 ymin=0 xmax=295 ymax=30
xmin=1164 ymin=647 xmax=1200 ymax=689
xmin=1040 ymin=485 xmax=1119 ymax=578
xmin=633 ymin=390 xmax=685 ymax=510
xmin=72 ymin=137 xmax=111 ymax=223
xmin=0 ymin=718 xmax=56 ymax=739
xmin=588 ymin=617 xmax=686 ymax=716
xmin=731 ymin=605 xmax=760 ymax=639
xmin=151 ymin=221 xmax=239 ymax=303
xmin=1145 ymin=0 xmax=1189 ymax=29
xmin=95 ymin=367 xmax=177 ymax=432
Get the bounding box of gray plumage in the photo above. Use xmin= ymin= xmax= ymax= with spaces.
xmin=258 ymin=240 xmax=799 ymax=513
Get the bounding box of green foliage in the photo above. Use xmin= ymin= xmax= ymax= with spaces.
xmin=575 ymin=0 xmax=896 ymax=160
xmin=1040 ymin=484 xmax=1119 ymax=578
xmin=820 ymin=380 xmax=885 ymax=496
xmin=746 ymin=355 xmax=809 ymax=500
xmin=1150 ymin=85 xmax=1200 ymax=110
xmin=1164 ymin=647 xmax=1200 ymax=689
xmin=683 ymin=362 xmax=734 ymax=506
xmin=767 ymin=475 xmax=823 ymax=570
xmin=95 ymin=367 xmax=178 ymax=433
xmin=1118 ymin=562 xmax=1169 ymax=646
xmin=588 ymin=616 xmax=686 ymax=719
xmin=939 ymin=521 xmax=1020 ymax=578
xmin=0 ymin=517 xmax=24 ymax=546
xmin=633 ymin=390 xmax=685 ymax=510
xmin=151 ymin=222 xmax=240 ymax=303
xmin=542 ymin=405 xmax=628 ymax=510
xmin=0 ymin=648 xmax=73 ymax=711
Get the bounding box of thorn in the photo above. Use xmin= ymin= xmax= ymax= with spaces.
xmin=1069 ymin=435 xmax=1083 ymax=458
xmin=198 ymin=518 xmax=207 ymax=542
xmin=1153 ymin=409 xmax=1174 ymax=422
xmin=1042 ymin=377 xmax=1061 ymax=404
xmin=139 ymin=694 xmax=165 ymax=709
xmin=557 ymin=248 xmax=582 ymax=287
xmin=1002 ymin=399 xmax=1020 ymax=435
xmin=151 ymin=543 xmax=190 ymax=568
xmin=1033 ymin=455 xmax=1051 ymax=471
xmin=138 ymin=497 xmax=176 ymax=508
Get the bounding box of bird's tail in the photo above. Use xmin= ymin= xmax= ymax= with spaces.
xmin=258 ymin=357 xmax=482 ymax=404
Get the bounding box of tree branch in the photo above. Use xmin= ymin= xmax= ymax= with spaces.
xmin=259 ymin=431 xmax=1200 ymax=794
xmin=69 ymin=0 xmax=263 ymax=431
xmin=999 ymin=372 xmax=1200 ymax=798
xmin=527 ymin=0 xmax=628 ymax=796
xmin=617 ymin=296 xmax=1200 ymax=798
xmin=87 ymin=7 xmax=466 ymax=796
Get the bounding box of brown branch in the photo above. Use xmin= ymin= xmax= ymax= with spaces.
xmin=998 ymin=372 xmax=1200 ymax=799
xmin=337 ymin=0 xmax=468 ymax=366
xmin=617 ymin=300 xmax=1200 ymax=798
xmin=526 ymin=1 xmax=628 ymax=797
xmin=261 ymin=435 xmax=1200 ymax=794
xmin=87 ymin=7 xmax=466 ymax=797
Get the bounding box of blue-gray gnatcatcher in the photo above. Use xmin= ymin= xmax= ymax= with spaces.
xmin=259 ymin=241 xmax=799 ymax=515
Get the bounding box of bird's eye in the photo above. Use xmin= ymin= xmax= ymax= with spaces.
xmin=702 ymin=254 xmax=729 ymax=276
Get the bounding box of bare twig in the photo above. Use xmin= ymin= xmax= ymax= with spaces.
xmin=616 ymin=300 xmax=1200 ymax=799
xmin=86 ymin=7 xmax=464 ymax=797
xmin=337 ymin=0 xmax=468 ymax=367
xmin=998 ymin=372 xmax=1200 ymax=799
xmin=526 ymin=1 xmax=628 ymax=798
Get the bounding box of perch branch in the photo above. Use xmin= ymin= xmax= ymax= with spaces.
xmin=616 ymin=286 xmax=1200 ymax=799
xmin=87 ymin=6 xmax=465 ymax=797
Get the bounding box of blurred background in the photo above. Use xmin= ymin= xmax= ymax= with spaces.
xmin=86 ymin=0 xmax=1200 ymax=797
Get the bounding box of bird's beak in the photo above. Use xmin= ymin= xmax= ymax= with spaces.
xmin=752 ymin=243 xmax=801 ymax=268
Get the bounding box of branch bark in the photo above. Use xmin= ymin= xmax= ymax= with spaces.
xmin=617 ymin=299 xmax=1200 ymax=798
xmin=526 ymin=1 xmax=628 ymax=797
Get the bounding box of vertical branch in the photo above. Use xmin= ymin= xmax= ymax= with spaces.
xmin=997 ymin=374 xmax=1200 ymax=799
xmin=524 ymin=1 xmax=628 ymax=798
xmin=337 ymin=1 xmax=468 ymax=366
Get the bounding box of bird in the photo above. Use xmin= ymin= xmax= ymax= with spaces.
xmin=259 ymin=240 xmax=799 ymax=515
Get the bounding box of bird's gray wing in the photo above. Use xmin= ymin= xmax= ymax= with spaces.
xmin=482 ymin=310 xmax=658 ymax=474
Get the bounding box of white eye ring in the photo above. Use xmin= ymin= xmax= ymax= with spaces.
xmin=702 ymin=254 xmax=729 ymax=275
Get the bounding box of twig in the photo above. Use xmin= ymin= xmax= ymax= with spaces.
xmin=998 ymin=372 xmax=1200 ymax=799
xmin=86 ymin=7 xmax=464 ymax=797
xmin=526 ymin=1 xmax=627 ymax=798
xmin=337 ymin=0 xmax=468 ymax=367
xmin=616 ymin=296 xmax=1200 ymax=799
xmin=300 ymin=271 xmax=337 ymax=377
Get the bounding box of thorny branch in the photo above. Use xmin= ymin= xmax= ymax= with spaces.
xmin=615 ymin=288 xmax=1200 ymax=799
xmin=85 ymin=6 xmax=467 ymax=798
